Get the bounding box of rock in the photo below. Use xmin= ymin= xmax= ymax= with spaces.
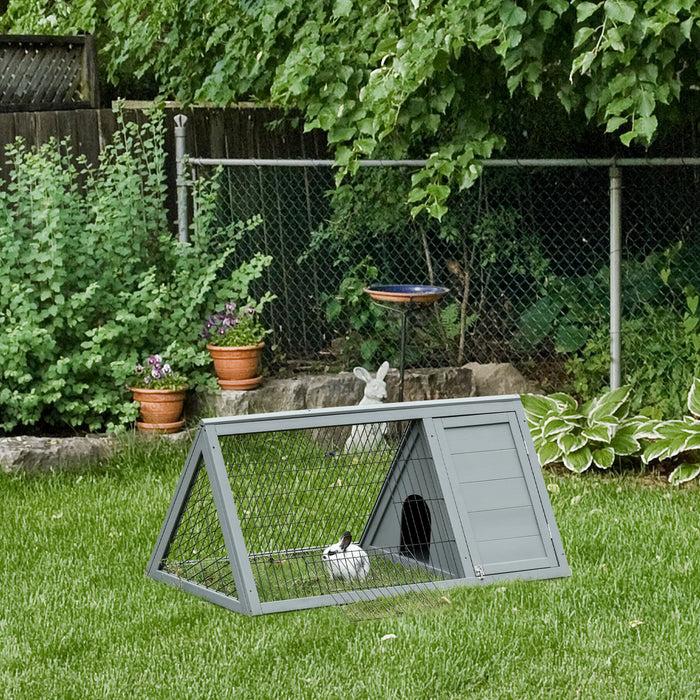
xmin=0 ymin=435 xmax=118 ymax=474
xmin=385 ymin=367 xmax=473 ymax=403
xmin=213 ymin=373 xmax=364 ymax=416
xmin=464 ymin=362 xmax=539 ymax=397
xmin=211 ymin=367 xmax=473 ymax=417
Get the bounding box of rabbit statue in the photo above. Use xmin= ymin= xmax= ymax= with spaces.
xmin=322 ymin=531 xmax=370 ymax=582
xmin=343 ymin=361 xmax=390 ymax=453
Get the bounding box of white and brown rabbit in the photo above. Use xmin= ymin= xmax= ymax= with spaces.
xmin=321 ymin=531 xmax=370 ymax=582
xmin=344 ymin=361 xmax=390 ymax=453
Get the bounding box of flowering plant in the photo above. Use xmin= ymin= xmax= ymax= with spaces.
xmin=202 ymin=302 xmax=271 ymax=347
xmin=129 ymin=354 xmax=188 ymax=390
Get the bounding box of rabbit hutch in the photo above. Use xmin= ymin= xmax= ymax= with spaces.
xmin=146 ymin=396 xmax=570 ymax=617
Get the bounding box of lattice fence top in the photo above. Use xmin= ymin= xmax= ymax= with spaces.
xmin=0 ymin=35 xmax=99 ymax=112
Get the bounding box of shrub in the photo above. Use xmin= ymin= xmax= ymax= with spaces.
xmin=0 ymin=107 xmax=272 ymax=433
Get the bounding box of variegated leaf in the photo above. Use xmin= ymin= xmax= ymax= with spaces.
xmin=542 ymin=416 xmax=571 ymax=437
xmin=592 ymin=446 xmax=615 ymax=469
xmin=557 ymin=431 xmax=588 ymax=454
xmin=548 ymin=392 xmax=578 ymax=410
xmin=582 ymin=423 xmax=613 ymax=443
xmin=642 ymin=436 xmax=687 ymax=464
xmin=629 ymin=417 xmax=662 ymax=440
xmin=521 ymin=393 xmax=559 ymax=420
xmin=588 ymin=385 xmax=631 ymax=421
xmin=609 ymin=429 xmax=641 ymax=456
xmin=562 ymin=445 xmax=593 ymax=473
xmin=537 ymin=440 xmax=563 ymax=466
xmin=668 ymin=462 xmax=700 ymax=485
xmin=687 ymin=378 xmax=700 ymax=418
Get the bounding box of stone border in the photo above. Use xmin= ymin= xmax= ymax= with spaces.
xmin=1 ymin=364 xmax=537 ymax=473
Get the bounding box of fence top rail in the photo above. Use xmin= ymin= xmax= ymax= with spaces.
xmin=0 ymin=34 xmax=90 ymax=46
xmin=188 ymin=156 xmax=700 ymax=168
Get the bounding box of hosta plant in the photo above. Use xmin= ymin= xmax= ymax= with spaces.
xmin=641 ymin=378 xmax=700 ymax=485
xmin=522 ymin=386 xmax=645 ymax=473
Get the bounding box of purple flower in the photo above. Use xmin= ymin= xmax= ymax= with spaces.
xmin=152 ymin=368 xmax=162 ymax=380
xmin=225 ymin=302 xmax=236 ymax=313
xmin=134 ymin=364 xmax=144 ymax=375
xmin=147 ymin=354 xmax=163 ymax=368
xmin=143 ymin=376 xmax=151 ymax=384
xmin=218 ymin=327 xmax=227 ymax=335
xmin=162 ymin=363 xmax=172 ymax=375
xmin=246 ymin=307 xmax=255 ymax=316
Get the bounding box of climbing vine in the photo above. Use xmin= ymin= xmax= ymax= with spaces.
xmin=2 ymin=0 xmax=699 ymax=215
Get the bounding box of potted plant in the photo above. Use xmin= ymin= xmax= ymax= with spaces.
xmin=129 ymin=354 xmax=188 ymax=433
xmin=202 ymin=302 xmax=271 ymax=390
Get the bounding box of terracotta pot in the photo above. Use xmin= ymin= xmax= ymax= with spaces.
xmin=206 ymin=342 xmax=264 ymax=390
xmin=130 ymin=386 xmax=187 ymax=433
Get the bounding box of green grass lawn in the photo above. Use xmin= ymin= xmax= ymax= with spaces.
xmin=1 ymin=437 xmax=699 ymax=700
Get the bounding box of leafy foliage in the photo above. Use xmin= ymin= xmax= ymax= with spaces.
xmin=523 ymin=377 xmax=700 ymax=484
xmin=0 ymin=108 xmax=272 ymax=433
xmin=563 ymin=247 xmax=700 ymax=418
xmin=522 ymin=386 xmax=643 ymax=473
xmin=3 ymin=0 xmax=699 ymax=215
xmin=640 ymin=378 xmax=700 ymax=485
xmin=201 ymin=302 xmax=272 ymax=347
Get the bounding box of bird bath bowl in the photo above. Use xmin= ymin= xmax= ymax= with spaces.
xmin=364 ymin=285 xmax=449 ymax=305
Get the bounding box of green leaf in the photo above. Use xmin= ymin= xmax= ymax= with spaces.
xmin=668 ymin=463 xmax=700 ymax=486
xmin=542 ymin=416 xmax=572 ymax=437
xmin=333 ymin=0 xmax=352 ymax=18
xmin=605 ymin=116 xmax=628 ymax=133
xmin=500 ymin=1 xmax=527 ymax=27
xmin=582 ymin=423 xmax=614 ymax=443
xmin=609 ymin=432 xmax=640 ymax=456
xmin=521 ymin=393 xmax=559 ymax=420
xmin=589 ymin=385 xmax=631 ymax=421
xmin=558 ymin=432 xmax=588 ymax=454
xmin=604 ymin=0 xmax=635 ymax=24
xmin=576 ymin=2 xmax=601 ymax=22
xmin=563 ymin=446 xmax=593 ymax=473
xmin=592 ymin=446 xmax=615 ymax=469
xmin=548 ymin=392 xmax=579 ymax=410
xmin=538 ymin=440 xmax=563 ymax=466
xmin=574 ymin=26 xmax=596 ymax=49
xmin=687 ymin=378 xmax=700 ymax=418
xmin=643 ymin=437 xmax=684 ymax=464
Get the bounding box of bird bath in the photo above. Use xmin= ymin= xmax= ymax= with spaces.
xmin=364 ymin=285 xmax=449 ymax=401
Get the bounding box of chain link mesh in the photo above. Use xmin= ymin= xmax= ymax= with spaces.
xmin=188 ymin=161 xmax=700 ymax=411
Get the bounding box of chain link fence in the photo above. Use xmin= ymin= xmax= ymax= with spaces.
xmin=184 ymin=153 xmax=700 ymax=416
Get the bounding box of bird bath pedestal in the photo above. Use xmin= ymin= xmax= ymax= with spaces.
xmin=364 ymin=285 xmax=449 ymax=401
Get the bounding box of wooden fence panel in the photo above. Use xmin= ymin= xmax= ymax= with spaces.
xmin=0 ymin=104 xmax=329 ymax=228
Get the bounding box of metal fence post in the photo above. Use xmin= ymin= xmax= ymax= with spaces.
xmin=174 ymin=114 xmax=189 ymax=243
xmin=609 ymin=165 xmax=622 ymax=390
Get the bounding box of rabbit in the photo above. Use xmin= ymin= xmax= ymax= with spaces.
xmin=344 ymin=361 xmax=390 ymax=453
xmin=322 ymin=531 xmax=370 ymax=582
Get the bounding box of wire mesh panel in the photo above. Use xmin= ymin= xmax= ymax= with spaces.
xmin=186 ymin=157 xmax=700 ymax=414
xmin=147 ymin=397 xmax=570 ymax=617
xmin=160 ymin=456 xmax=238 ymax=600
